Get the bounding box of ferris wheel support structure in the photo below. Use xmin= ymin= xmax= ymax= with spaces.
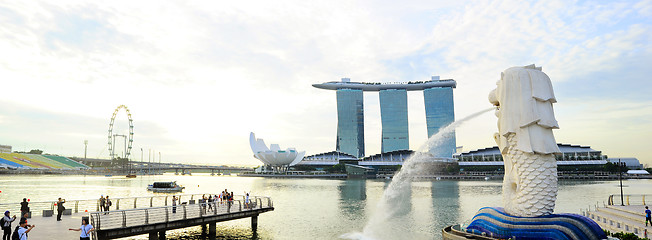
xmin=108 ymin=105 xmax=134 ymax=161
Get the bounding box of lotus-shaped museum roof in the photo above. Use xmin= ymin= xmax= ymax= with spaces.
xmin=249 ymin=132 xmax=305 ymax=166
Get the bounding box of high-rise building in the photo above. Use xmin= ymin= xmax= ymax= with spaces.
xmin=336 ymin=88 xmax=365 ymax=158
xmin=424 ymin=86 xmax=456 ymax=157
xmin=314 ymin=76 xmax=456 ymax=158
xmin=379 ymin=89 xmax=409 ymax=153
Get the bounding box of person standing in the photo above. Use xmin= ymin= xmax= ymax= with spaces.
xmin=207 ymin=195 xmax=213 ymax=212
xmin=56 ymin=198 xmax=65 ymax=221
xmin=105 ymin=196 xmax=112 ymax=212
xmin=16 ymin=219 xmax=34 ymax=240
xmin=645 ymin=206 xmax=651 ymax=226
xmin=201 ymin=194 xmax=207 ymax=213
xmin=245 ymin=192 xmax=250 ymax=209
xmin=172 ymin=195 xmax=177 ymax=213
xmin=2 ymin=211 xmax=16 ymax=240
xmin=68 ymin=218 xmax=94 ymax=240
xmin=98 ymin=195 xmax=105 ymax=213
xmin=19 ymin=199 xmax=29 ymax=219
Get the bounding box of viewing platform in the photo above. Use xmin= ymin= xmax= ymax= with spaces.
xmin=583 ymin=194 xmax=651 ymax=238
xmin=0 ymin=193 xmax=273 ymax=240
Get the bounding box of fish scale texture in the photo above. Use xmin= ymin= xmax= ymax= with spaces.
xmin=503 ymin=134 xmax=557 ymax=217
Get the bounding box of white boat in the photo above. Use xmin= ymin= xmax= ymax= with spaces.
xmin=147 ymin=181 xmax=185 ymax=193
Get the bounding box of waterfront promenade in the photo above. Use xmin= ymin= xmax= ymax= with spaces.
xmin=583 ymin=194 xmax=652 ymax=238
xmin=0 ymin=193 xmax=273 ymax=240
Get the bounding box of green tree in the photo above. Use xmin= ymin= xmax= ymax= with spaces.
xmin=28 ymin=149 xmax=43 ymax=154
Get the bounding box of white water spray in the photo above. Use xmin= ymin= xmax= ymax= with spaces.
xmin=342 ymin=108 xmax=494 ymax=240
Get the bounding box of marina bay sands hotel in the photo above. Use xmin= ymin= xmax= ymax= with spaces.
xmin=313 ymin=76 xmax=456 ymax=158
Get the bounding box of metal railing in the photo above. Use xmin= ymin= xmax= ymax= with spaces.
xmin=0 ymin=193 xmax=264 ymax=216
xmin=608 ymin=194 xmax=650 ymax=206
xmin=89 ymin=196 xmax=273 ymax=230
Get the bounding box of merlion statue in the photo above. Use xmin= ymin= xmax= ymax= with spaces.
xmin=446 ymin=65 xmax=606 ymax=240
xmin=488 ymin=64 xmax=561 ymax=217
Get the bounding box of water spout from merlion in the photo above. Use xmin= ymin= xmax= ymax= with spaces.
xmin=341 ymin=108 xmax=494 ymax=240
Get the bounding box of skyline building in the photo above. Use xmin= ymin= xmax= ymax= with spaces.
xmin=379 ymin=89 xmax=409 ymax=153
xmin=336 ymin=86 xmax=365 ymax=158
xmin=313 ymin=76 xmax=457 ymax=158
xmin=424 ymin=84 xmax=456 ymax=157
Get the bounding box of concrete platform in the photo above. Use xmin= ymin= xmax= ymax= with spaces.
xmin=17 ymin=211 xmax=91 ymax=239
xmin=584 ymin=204 xmax=651 ymax=238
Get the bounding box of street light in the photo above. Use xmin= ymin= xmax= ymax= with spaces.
xmin=619 ymin=159 xmax=624 ymax=206
xmin=84 ymin=140 xmax=88 ymax=159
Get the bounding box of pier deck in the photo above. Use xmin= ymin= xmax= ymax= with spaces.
xmin=0 ymin=193 xmax=273 ymax=240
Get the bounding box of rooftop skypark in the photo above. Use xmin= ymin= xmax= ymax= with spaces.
xmin=312 ymin=76 xmax=456 ymax=91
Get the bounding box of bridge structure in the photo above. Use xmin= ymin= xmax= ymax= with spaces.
xmin=71 ymin=157 xmax=253 ymax=174
xmin=0 ymin=193 xmax=273 ymax=240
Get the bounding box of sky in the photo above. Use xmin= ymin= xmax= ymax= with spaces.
xmin=0 ymin=0 xmax=650 ymax=167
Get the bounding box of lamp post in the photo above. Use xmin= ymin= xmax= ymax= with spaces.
xmin=619 ymin=159 xmax=624 ymax=206
xmin=84 ymin=140 xmax=88 ymax=160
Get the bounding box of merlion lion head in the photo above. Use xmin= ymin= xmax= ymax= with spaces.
xmin=488 ymin=64 xmax=561 ymax=154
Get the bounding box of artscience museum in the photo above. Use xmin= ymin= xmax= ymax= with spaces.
xmin=249 ymin=132 xmax=305 ymax=172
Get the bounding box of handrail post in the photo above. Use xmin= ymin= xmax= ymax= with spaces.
xmin=75 ymin=201 xmax=79 ymax=213
xmin=183 ymin=205 xmax=187 ymax=220
xmin=150 ymin=197 xmax=153 ymax=207
xmin=145 ymin=209 xmax=149 ymax=225
xmin=117 ymin=199 xmax=120 ymax=210
xmin=165 ymin=196 xmax=168 ymax=206
xmin=134 ymin=198 xmax=137 ymax=208
xmin=96 ymin=200 xmax=100 ymax=211
xmin=122 ymin=210 xmax=127 ymax=228
xmin=165 ymin=206 xmax=169 ymax=222
xmin=93 ymin=212 xmax=101 ymax=230
xmin=199 ymin=203 xmax=203 ymax=217
xmin=239 ymin=201 xmax=242 ymax=211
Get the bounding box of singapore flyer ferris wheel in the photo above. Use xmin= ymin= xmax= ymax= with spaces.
xmin=108 ymin=105 xmax=134 ymax=160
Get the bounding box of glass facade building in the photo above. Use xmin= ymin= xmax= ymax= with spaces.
xmin=379 ymin=89 xmax=409 ymax=153
xmin=424 ymin=87 xmax=456 ymax=158
xmin=336 ymin=89 xmax=365 ymax=158
xmin=315 ymin=77 xmax=456 ymax=159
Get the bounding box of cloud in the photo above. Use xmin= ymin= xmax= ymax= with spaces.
xmin=0 ymin=0 xmax=650 ymax=166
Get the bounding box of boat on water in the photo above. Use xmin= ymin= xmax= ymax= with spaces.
xmin=147 ymin=181 xmax=184 ymax=193
xmin=126 ymin=174 xmax=137 ymax=178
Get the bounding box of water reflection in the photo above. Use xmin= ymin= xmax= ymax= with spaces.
xmin=338 ymin=179 xmax=366 ymax=219
xmin=431 ymin=181 xmax=460 ymax=234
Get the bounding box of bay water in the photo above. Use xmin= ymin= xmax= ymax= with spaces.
xmin=0 ymin=174 xmax=648 ymax=239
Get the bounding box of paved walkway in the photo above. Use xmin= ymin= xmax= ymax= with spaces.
xmin=17 ymin=212 xmax=92 ymax=239
xmin=585 ymin=204 xmax=651 ymax=238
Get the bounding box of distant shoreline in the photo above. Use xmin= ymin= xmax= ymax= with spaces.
xmin=239 ymin=173 xmax=652 ymax=180
xmin=1 ymin=169 xmax=649 ymax=180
